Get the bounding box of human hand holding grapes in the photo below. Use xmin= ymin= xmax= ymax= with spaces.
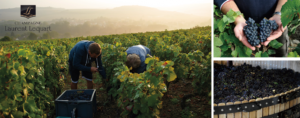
xmin=262 ymin=14 xmax=287 ymax=46
xmin=234 ymin=16 xmax=260 ymax=51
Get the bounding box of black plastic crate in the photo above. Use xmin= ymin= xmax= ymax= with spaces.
xmin=55 ymin=89 xmax=97 ymax=118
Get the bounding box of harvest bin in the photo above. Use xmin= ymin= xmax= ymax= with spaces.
xmin=213 ymin=61 xmax=300 ymax=118
xmin=55 ymin=89 xmax=97 ymax=118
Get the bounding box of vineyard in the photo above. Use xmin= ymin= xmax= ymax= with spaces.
xmin=0 ymin=26 xmax=211 ymax=118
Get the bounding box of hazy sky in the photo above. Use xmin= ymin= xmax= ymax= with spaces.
xmin=0 ymin=0 xmax=211 ymax=9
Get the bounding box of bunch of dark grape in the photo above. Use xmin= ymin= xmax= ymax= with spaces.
xmin=243 ymin=18 xmax=260 ymax=46
xmin=243 ymin=18 xmax=279 ymax=47
xmin=63 ymin=92 xmax=91 ymax=101
xmin=259 ymin=19 xmax=279 ymax=42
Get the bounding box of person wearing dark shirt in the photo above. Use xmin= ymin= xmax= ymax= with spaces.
xmin=214 ymin=0 xmax=288 ymax=57
xmin=69 ymin=40 xmax=106 ymax=89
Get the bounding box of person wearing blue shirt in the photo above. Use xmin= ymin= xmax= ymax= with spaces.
xmin=69 ymin=40 xmax=106 ymax=89
xmin=125 ymin=45 xmax=151 ymax=73
xmin=214 ymin=0 xmax=288 ymax=57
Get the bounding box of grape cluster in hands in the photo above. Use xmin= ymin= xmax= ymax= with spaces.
xmin=243 ymin=18 xmax=260 ymax=46
xmin=259 ymin=19 xmax=279 ymax=42
xmin=243 ymin=18 xmax=279 ymax=47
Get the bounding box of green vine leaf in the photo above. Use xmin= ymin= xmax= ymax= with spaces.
xmin=218 ymin=18 xmax=227 ymax=32
xmin=281 ymin=0 xmax=300 ymax=27
xmin=262 ymin=52 xmax=269 ymax=57
xmin=288 ymin=51 xmax=300 ymax=57
xmin=214 ymin=36 xmax=223 ymax=57
xmin=255 ymin=51 xmax=269 ymax=57
xmin=269 ymin=40 xmax=283 ymax=49
xmin=226 ymin=10 xmax=242 ymax=23
xmin=267 ymin=49 xmax=276 ymax=55
xmin=255 ymin=51 xmax=262 ymax=57
xmin=213 ymin=5 xmax=217 ymax=13
xmin=214 ymin=36 xmax=223 ymax=46
xmin=292 ymin=43 xmax=300 ymax=54
xmin=232 ymin=46 xmax=252 ymax=58
xmin=231 ymin=50 xmax=238 ymax=57
xmin=214 ymin=19 xmax=219 ymax=30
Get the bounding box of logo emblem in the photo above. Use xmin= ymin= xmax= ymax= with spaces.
xmin=21 ymin=5 xmax=36 ymax=19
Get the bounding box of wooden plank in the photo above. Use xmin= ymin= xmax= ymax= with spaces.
xmin=279 ymin=93 xmax=285 ymax=112
xmin=296 ymin=87 xmax=300 ymax=118
xmin=268 ymin=96 xmax=275 ymax=115
xmin=290 ymin=90 xmax=294 ymax=108
xmin=249 ymin=99 xmax=256 ymax=118
xmin=234 ymin=101 xmax=242 ymax=118
xmin=242 ymin=100 xmax=249 ymax=118
xmin=285 ymin=91 xmax=290 ymax=110
xmin=274 ymin=94 xmax=280 ymax=113
xmin=214 ymin=104 xmax=218 ymax=118
xmin=262 ymin=97 xmax=269 ymax=116
xmin=256 ymin=98 xmax=263 ymax=118
xmin=213 ymin=104 xmax=219 ymax=118
xmin=295 ymin=88 xmax=299 ymax=105
xmin=226 ymin=102 xmax=234 ymax=118
xmin=218 ymin=103 xmax=226 ymax=118
xmin=292 ymin=88 xmax=297 ymax=108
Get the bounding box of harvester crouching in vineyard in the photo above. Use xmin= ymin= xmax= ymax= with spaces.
xmin=68 ymin=40 xmax=106 ymax=89
xmin=125 ymin=45 xmax=152 ymax=73
xmin=124 ymin=45 xmax=151 ymax=117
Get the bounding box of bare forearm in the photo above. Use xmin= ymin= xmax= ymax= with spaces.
xmin=221 ymin=1 xmax=245 ymax=25
xmin=275 ymin=0 xmax=287 ymax=12
xmin=221 ymin=1 xmax=240 ymax=14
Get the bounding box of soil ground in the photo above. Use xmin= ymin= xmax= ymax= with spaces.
xmin=56 ymin=63 xmax=210 ymax=118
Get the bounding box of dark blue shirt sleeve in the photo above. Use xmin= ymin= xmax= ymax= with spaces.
xmin=73 ymin=48 xmax=91 ymax=72
xmin=214 ymin=0 xmax=227 ymax=9
xmin=96 ymin=54 xmax=106 ymax=79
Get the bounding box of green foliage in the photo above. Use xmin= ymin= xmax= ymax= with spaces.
xmin=27 ymin=32 xmax=38 ymax=40
xmin=288 ymin=51 xmax=300 ymax=57
xmin=0 ymin=36 xmax=12 ymax=41
xmin=281 ymin=0 xmax=300 ymax=27
xmin=287 ymin=19 xmax=300 ymax=35
xmin=41 ymin=33 xmax=51 ymax=39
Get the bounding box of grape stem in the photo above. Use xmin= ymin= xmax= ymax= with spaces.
xmin=262 ymin=45 xmax=269 ymax=53
xmin=230 ymin=43 xmax=235 ymax=51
